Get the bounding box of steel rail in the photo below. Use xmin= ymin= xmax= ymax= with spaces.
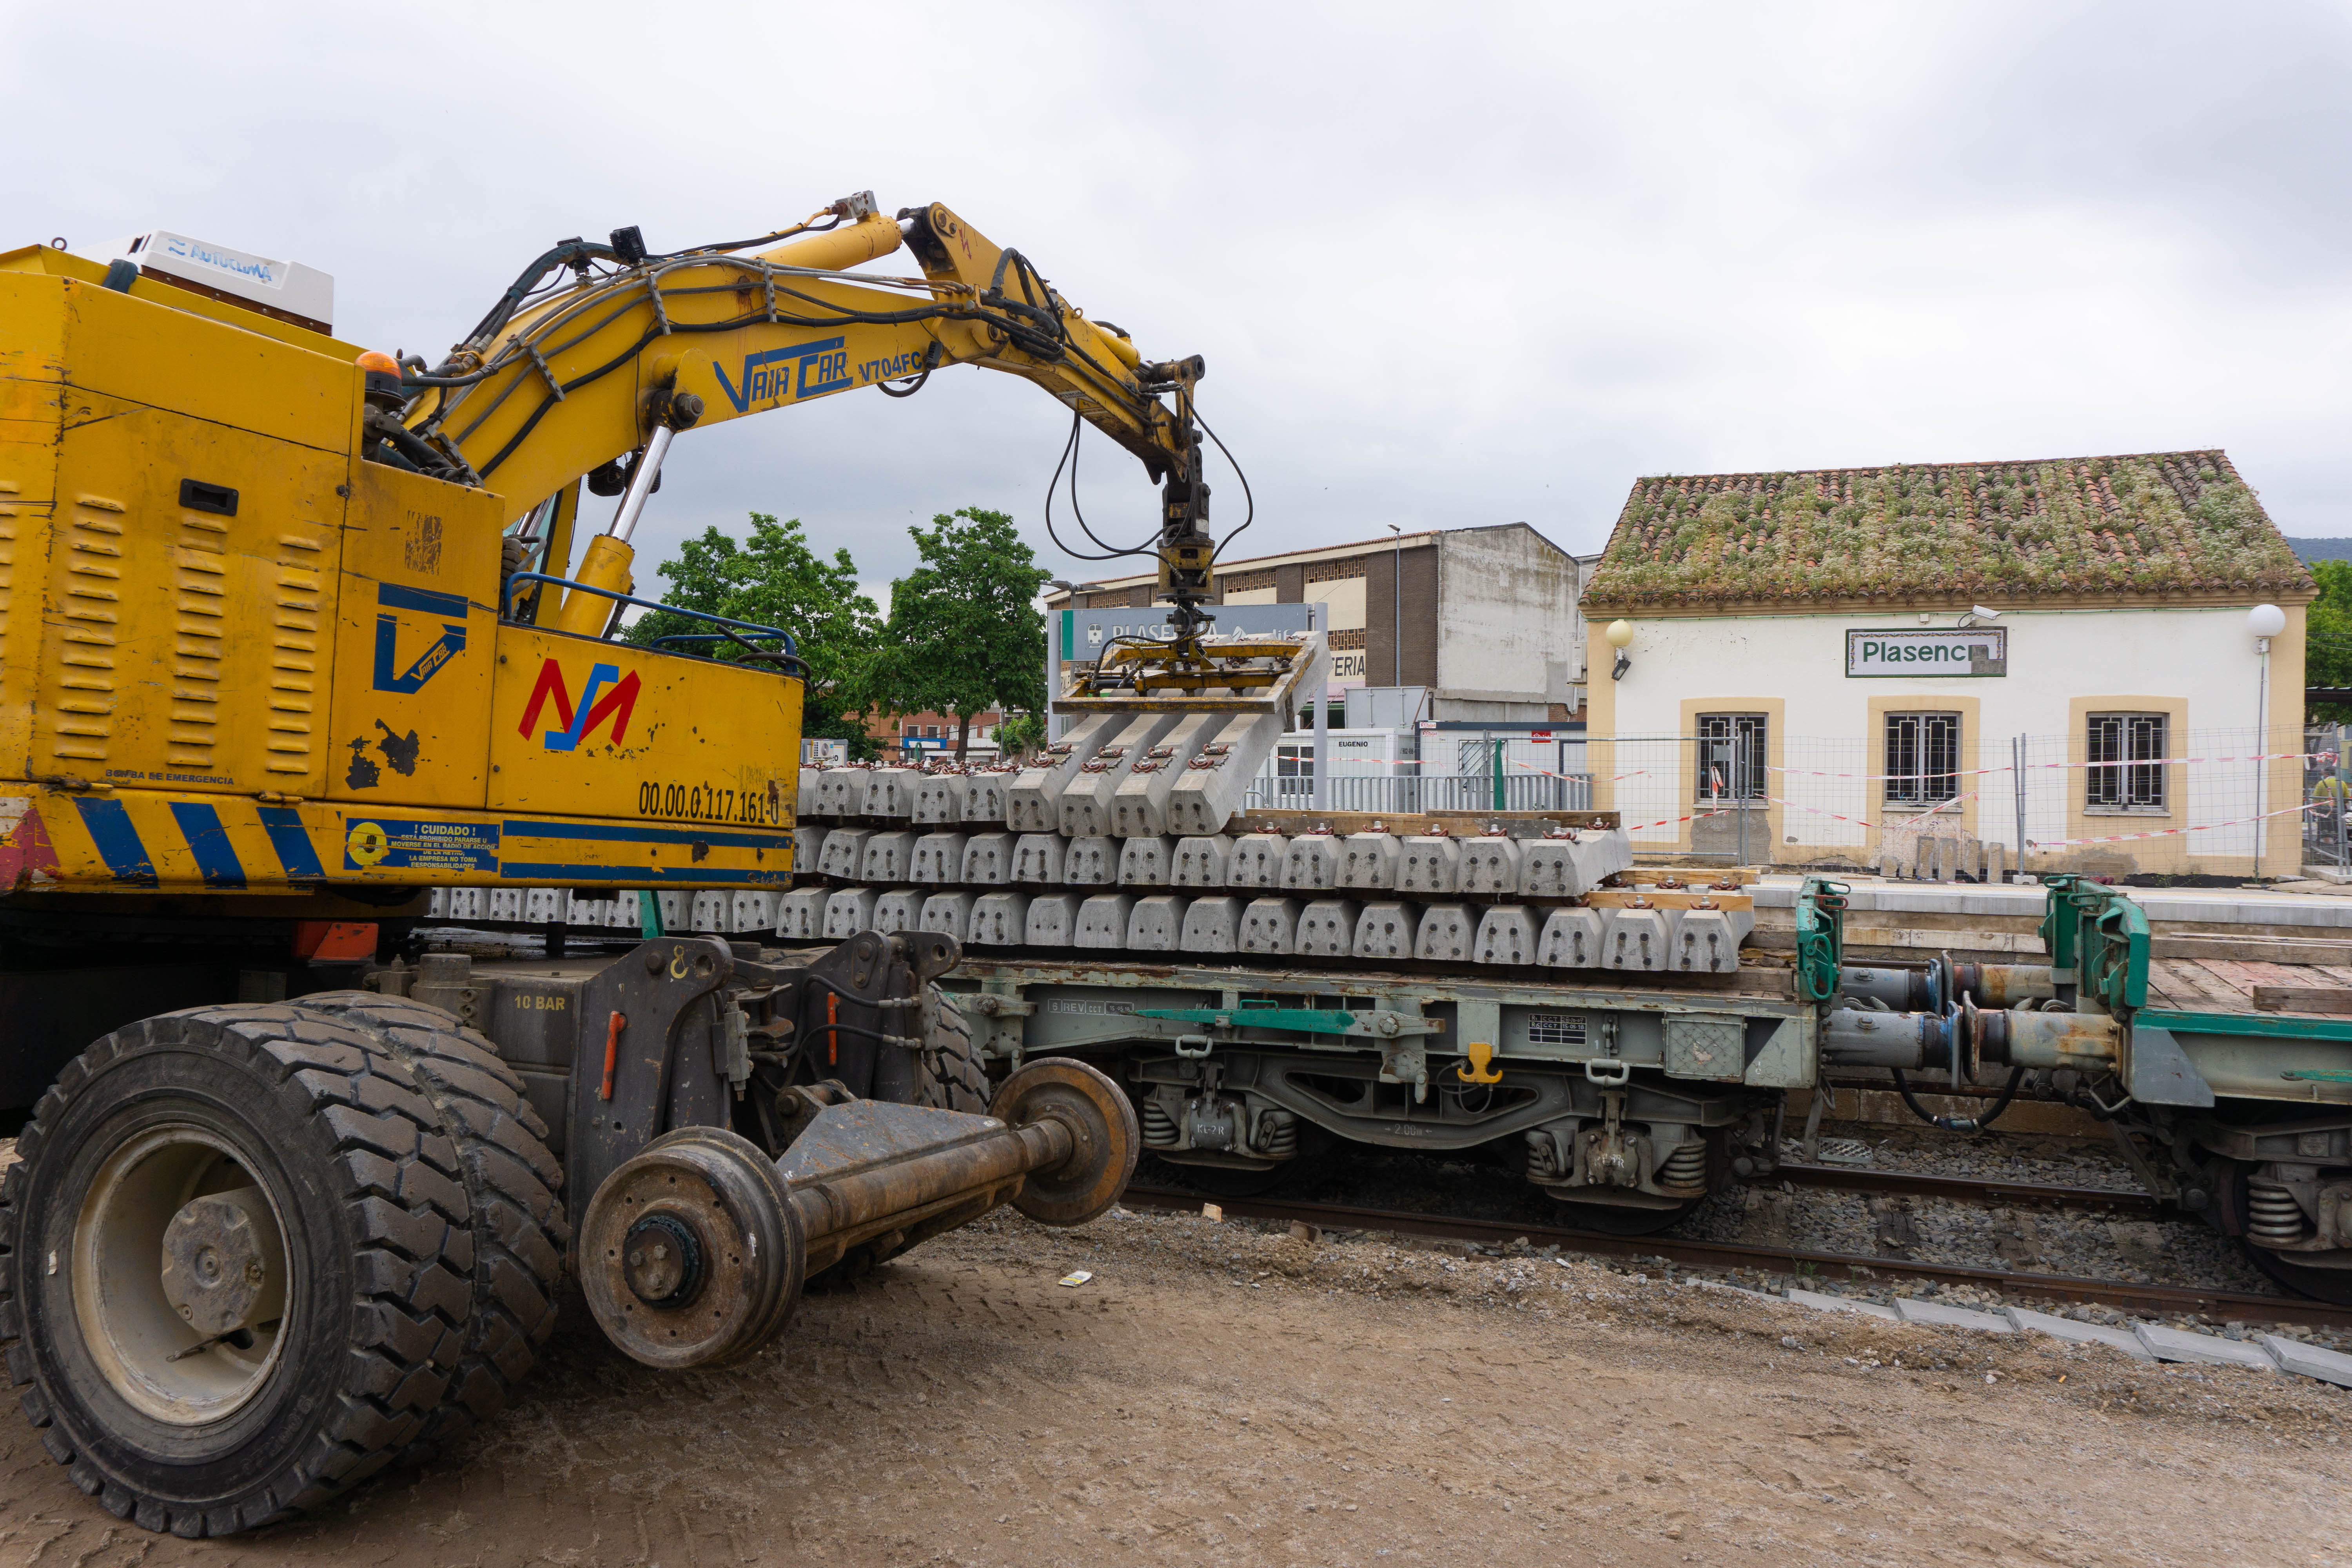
xmin=1117 ymin=1184 xmax=2352 ymax=1330
xmin=1770 ymin=1161 xmax=2162 ymax=1216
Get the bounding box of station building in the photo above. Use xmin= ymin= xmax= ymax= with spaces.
xmin=1580 ymin=451 xmax=2316 ymax=877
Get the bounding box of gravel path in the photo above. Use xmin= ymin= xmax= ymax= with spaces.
xmin=4 ymin=1206 xmax=2346 ymax=1566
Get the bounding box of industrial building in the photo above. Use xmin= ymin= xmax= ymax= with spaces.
xmin=1042 ymin=522 xmax=1586 ymax=724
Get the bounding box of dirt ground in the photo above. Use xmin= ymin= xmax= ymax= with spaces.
xmin=3 ymin=1205 xmax=2348 ymax=1568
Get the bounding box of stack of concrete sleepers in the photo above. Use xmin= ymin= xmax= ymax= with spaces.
xmin=784 ymin=771 xmax=1751 ymax=970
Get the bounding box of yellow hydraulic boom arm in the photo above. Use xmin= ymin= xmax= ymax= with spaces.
xmin=390 ymin=194 xmax=1218 ymax=637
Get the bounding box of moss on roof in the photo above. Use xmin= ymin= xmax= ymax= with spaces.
xmin=1582 ymin=450 xmax=2310 ymax=608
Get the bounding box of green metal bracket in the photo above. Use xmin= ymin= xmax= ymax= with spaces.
xmin=1794 ymin=877 xmax=1847 ymax=1005
xmin=2039 ymin=875 xmax=2147 ymax=1013
xmin=2035 ymin=872 xmax=2085 ymax=976
xmin=1134 ymin=1002 xmax=1444 ymax=1039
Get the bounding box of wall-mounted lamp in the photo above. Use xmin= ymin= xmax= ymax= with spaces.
xmin=1605 ymin=619 xmax=1635 ymax=681
xmin=2248 ymin=602 xmax=2286 ymax=655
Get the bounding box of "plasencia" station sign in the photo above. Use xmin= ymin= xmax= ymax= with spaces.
xmin=1846 ymin=628 xmax=2007 ymax=677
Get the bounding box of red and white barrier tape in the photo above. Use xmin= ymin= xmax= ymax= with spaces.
xmin=1762 ymin=791 xmax=1986 ymax=834
xmin=2023 ymin=799 xmax=2321 ymax=849
xmin=1623 ymin=806 xmax=1736 ymax=833
xmin=1754 ymin=749 xmax=2334 ymax=783
xmin=1624 ymin=791 xmax=2319 ymax=848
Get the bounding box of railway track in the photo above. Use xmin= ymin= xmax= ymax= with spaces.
xmin=1118 ymin=1183 xmax=2352 ymax=1330
xmin=1771 ymin=1161 xmax=2161 ymax=1216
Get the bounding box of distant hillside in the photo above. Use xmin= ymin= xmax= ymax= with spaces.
xmin=2290 ymin=538 xmax=2352 ymax=563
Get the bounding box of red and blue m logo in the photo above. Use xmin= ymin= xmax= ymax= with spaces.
xmin=518 ymin=658 xmax=642 ymax=752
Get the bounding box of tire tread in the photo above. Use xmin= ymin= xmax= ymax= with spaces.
xmin=0 ymin=1004 xmax=474 ymax=1535
xmin=290 ymin=994 xmax=568 ymax=1457
xmin=917 ymin=985 xmax=991 ymax=1114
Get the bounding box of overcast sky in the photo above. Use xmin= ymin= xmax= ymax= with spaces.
xmin=10 ymin=2 xmax=2349 ymax=603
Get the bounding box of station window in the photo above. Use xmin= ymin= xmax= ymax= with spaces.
xmin=2087 ymin=713 xmax=2168 ymax=812
xmin=1884 ymin=712 xmax=1961 ymax=807
xmin=1695 ymin=713 xmax=1767 ymax=800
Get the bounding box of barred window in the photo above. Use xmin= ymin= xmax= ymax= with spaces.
xmin=1695 ymin=713 xmax=1767 ymax=801
xmin=2087 ymin=713 xmax=2168 ymax=811
xmin=1884 ymin=712 xmax=1961 ymax=806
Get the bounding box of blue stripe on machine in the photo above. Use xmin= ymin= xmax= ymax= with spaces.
xmin=168 ymin=802 xmax=247 ymax=888
xmin=74 ymin=798 xmax=158 ymax=886
xmin=497 ymin=863 xmax=788 ymax=884
xmin=499 ymin=820 xmax=791 ymax=851
xmin=257 ymin=806 xmax=325 ymax=879
xmin=378 ymin=581 xmax=473 ymax=617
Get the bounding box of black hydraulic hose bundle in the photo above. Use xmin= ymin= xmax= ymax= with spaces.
xmin=1888 ymin=1064 xmax=2027 ymax=1134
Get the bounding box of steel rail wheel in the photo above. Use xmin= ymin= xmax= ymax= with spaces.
xmin=992 ymin=1057 xmax=1140 ymax=1227
xmin=0 ymin=1005 xmax=475 ymax=1537
xmin=1545 ymin=1196 xmax=1700 ymax=1237
xmin=2223 ymin=1159 xmax=2352 ymax=1307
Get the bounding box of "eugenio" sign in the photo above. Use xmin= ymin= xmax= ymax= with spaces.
xmin=1846 ymin=628 xmax=2007 ymax=678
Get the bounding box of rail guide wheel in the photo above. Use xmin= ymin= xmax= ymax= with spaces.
xmin=578 ymin=1127 xmax=805 ymax=1370
xmin=991 ymin=1057 xmax=1141 ymax=1227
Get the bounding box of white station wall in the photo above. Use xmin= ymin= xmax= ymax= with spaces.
xmin=1593 ymin=604 xmax=2304 ymax=872
xmin=1607 ymin=607 xmax=2271 ymax=739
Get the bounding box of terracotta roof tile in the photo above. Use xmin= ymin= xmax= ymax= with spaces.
xmin=1580 ymin=450 xmax=2310 ymax=608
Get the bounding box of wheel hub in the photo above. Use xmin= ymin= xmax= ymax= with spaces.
xmin=579 ymin=1127 xmax=804 ymax=1370
xmin=73 ymin=1128 xmax=293 ymax=1425
xmin=622 ymin=1212 xmax=705 ymax=1307
xmin=160 ymin=1189 xmax=276 ymax=1338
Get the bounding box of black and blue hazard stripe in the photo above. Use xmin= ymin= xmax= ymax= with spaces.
xmin=70 ymin=797 xmax=327 ymax=888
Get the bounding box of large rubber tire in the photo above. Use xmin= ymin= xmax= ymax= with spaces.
xmin=290 ymin=994 xmax=567 ymax=1457
xmin=0 ymin=1004 xmax=475 ymax=1535
xmin=916 ymin=985 xmax=990 ymax=1114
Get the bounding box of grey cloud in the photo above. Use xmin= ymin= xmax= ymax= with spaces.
xmin=7 ymin=0 xmax=2345 ymax=593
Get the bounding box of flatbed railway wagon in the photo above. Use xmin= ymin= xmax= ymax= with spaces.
xmin=917 ymin=870 xmax=2352 ymax=1301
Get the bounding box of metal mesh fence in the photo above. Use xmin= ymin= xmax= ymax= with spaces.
xmin=1236 ymin=725 xmax=2329 ymax=878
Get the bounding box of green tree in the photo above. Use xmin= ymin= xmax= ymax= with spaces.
xmin=864 ymin=508 xmax=1050 ymax=759
xmin=2311 ymin=560 xmax=2352 ymax=724
xmin=994 ymin=711 xmax=1047 ymax=760
xmin=625 ymin=512 xmax=883 ymax=754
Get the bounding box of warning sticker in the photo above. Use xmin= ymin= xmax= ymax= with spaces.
xmin=343 ymin=817 xmax=501 ymax=873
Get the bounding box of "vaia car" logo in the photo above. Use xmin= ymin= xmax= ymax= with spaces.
xmin=712 ymin=336 xmax=851 ymax=412
xmin=518 ymin=658 xmax=642 ymax=752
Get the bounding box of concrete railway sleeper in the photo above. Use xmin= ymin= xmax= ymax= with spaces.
xmin=0 ymin=932 xmax=1138 ymax=1534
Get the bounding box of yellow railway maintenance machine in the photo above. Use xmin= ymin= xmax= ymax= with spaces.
xmin=0 ymin=197 xmax=1216 ymax=1534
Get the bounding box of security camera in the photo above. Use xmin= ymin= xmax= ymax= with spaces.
xmin=1971 ymin=605 xmax=2000 ymax=620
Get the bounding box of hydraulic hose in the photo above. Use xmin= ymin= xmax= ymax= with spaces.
xmin=1889 ymin=1065 xmax=2027 ymax=1133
